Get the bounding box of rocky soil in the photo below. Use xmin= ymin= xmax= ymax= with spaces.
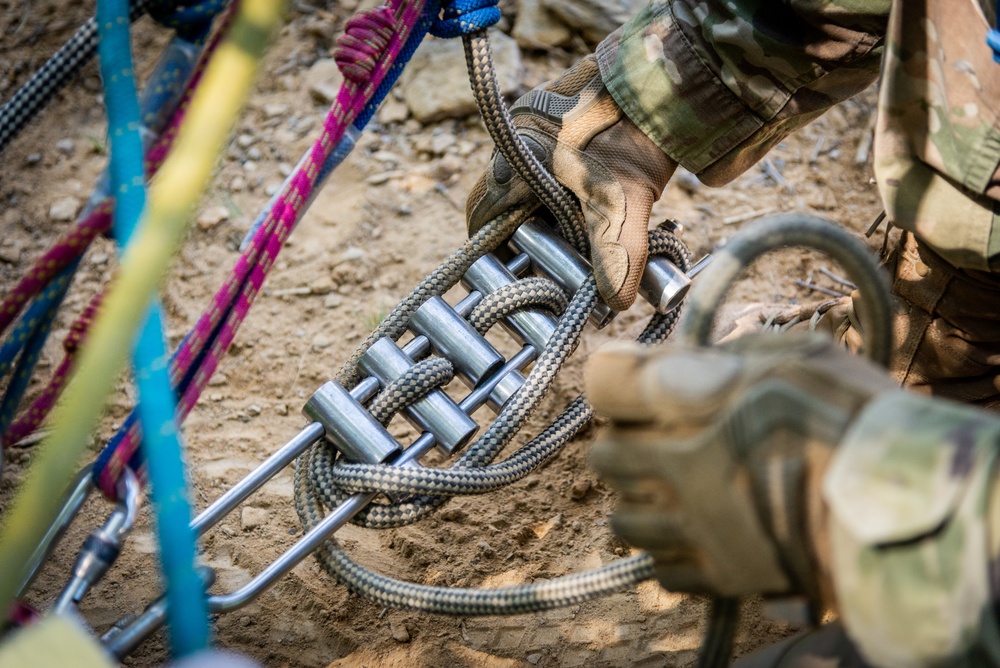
xmin=0 ymin=1 xmax=883 ymax=666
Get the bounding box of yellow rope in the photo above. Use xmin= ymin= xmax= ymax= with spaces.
xmin=0 ymin=0 xmax=286 ymax=612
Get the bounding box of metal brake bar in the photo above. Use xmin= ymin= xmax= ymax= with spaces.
xmin=103 ymin=343 xmax=538 ymax=656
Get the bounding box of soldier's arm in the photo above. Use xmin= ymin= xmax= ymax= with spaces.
xmin=597 ymin=1 xmax=889 ymax=185
xmin=588 ymin=335 xmax=1000 ymax=667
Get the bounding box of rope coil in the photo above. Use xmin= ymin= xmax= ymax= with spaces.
xmin=333 ymin=7 xmax=398 ymax=84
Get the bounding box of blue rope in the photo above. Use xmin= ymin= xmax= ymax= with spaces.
xmin=0 ymin=267 xmax=74 ymax=381
xmin=429 ymin=0 xmax=499 ymax=39
xmin=0 ymin=263 xmax=77 ymax=436
xmin=149 ymin=0 xmax=227 ymax=41
xmin=97 ymin=0 xmax=209 ymax=656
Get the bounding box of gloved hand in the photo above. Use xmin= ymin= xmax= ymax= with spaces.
xmin=585 ymin=333 xmax=897 ymax=605
xmin=466 ymin=55 xmax=677 ymax=311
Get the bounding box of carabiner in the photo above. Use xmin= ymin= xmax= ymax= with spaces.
xmin=52 ymin=469 xmax=140 ymax=615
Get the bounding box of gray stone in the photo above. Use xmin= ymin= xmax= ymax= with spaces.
xmin=389 ymin=620 xmax=410 ymax=643
xmin=401 ymin=31 xmax=522 ymax=123
xmin=305 ymin=58 xmax=344 ymax=105
xmin=48 ymin=196 xmax=81 ymax=222
xmin=540 ymin=0 xmax=646 ymax=43
xmin=0 ymin=245 xmax=21 ymax=264
xmin=56 ymin=139 xmax=75 ymax=155
xmin=513 ymin=0 xmax=572 ymax=49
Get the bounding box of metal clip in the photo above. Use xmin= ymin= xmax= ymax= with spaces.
xmin=53 ymin=469 xmax=140 ymax=615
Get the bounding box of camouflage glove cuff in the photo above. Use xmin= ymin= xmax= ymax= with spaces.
xmin=826 ymin=391 xmax=1000 ymax=667
xmin=466 ymin=55 xmax=676 ymax=311
xmin=587 ymin=334 xmax=896 ymax=603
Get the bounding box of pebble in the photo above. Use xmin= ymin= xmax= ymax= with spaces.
xmin=197 ymin=205 xmax=230 ymax=230
xmin=440 ymin=508 xmax=467 ymax=523
xmin=0 ymin=245 xmax=21 ymax=264
xmin=208 ymin=372 xmax=229 ymax=387
xmin=323 ymin=294 xmax=343 ymax=309
xmin=264 ymin=182 xmax=282 ymax=197
xmin=230 ymin=175 xmax=246 ymax=191
xmin=209 ymin=392 xmax=224 ymax=402
xmin=526 ymin=654 xmax=542 ymax=665
xmin=389 ymin=620 xmax=411 ymax=643
xmin=275 ymin=403 xmax=288 ymax=416
xmin=237 ymin=133 xmax=255 ymax=148
xmin=243 ymin=160 xmax=258 ymax=172
xmin=310 ymin=276 xmax=335 ymax=294
xmin=339 ymin=247 xmax=366 ymax=263
xmin=247 ymin=147 xmax=263 ymax=162
xmin=25 ymin=152 xmax=42 ymax=166
xmin=278 ymin=162 xmax=293 ymax=177
xmin=378 ymin=98 xmax=409 ymax=124
xmin=56 ymin=139 xmax=75 ymax=155
xmin=570 ymin=479 xmax=592 ymax=501
xmin=674 ymin=167 xmax=701 ymax=194
xmin=478 ymin=540 xmax=495 ymax=557
xmin=263 ymin=102 xmax=288 ymax=119
xmin=430 ymin=133 xmax=456 ymax=154
xmin=240 ymin=506 xmax=269 ymax=531
xmin=312 ymin=335 xmax=333 ymax=350
xmin=246 ymin=404 xmax=262 ymax=417
xmin=49 ymin=196 xmax=81 ymax=222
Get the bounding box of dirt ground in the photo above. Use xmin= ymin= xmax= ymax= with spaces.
xmin=0 ymin=2 xmax=885 ymax=666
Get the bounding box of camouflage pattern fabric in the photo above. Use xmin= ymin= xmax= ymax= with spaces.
xmin=826 ymin=390 xmax=1000 ymax=666
xmin=597 ymin=0 xmax=1000 ymax=270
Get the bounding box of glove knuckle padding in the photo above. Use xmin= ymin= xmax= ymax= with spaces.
xmin=465 ymin=55 xmax=676 ymax=311
xmin=825 ymin=391 xmax=1000 ymax=667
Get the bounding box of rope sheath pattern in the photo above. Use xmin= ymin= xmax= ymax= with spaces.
xmin=93 ymin=0 xmax=433 ymax=497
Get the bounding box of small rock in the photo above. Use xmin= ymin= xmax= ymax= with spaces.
xmin=263 ymin=102 xmax=288 ymax=119
xmin=236 ymin=133 xmax=255 ymax=148
xmin=247 ymin=146 xmax=263 ymax=162
xmin=275 ymin=403 xmax=288 ymax=416
xmin=389 ymin=620 xmax=410 ymax=643
xmin=440 ymin=508 xmax=467 ymax=522
xmin=323 ymin=294 xmax=343 ymax=309
xmin=278 ymin=162 xmax=293 ymax=177
xmin=240 ymin=506 xmax=269 ymax=531
xmin=264 ymin=182 xmax=282 ymax=196
xmin=526 ymin=654 xmax=542 ymax=665
xmin=310 ymin=276 xmax=335 ymax=294
xmin=209 ymin=392 xmax=224 ymax=402
xmin=478 ymin=540 xmax=495 ymax=557
xmin=339 ymin=247 xmax=366 ymax=263
xmin=230 ymin=175 xmax=246 ymax=191
xmin=365 ymin=170 xmax=404 ymax=185
xmin=372 ymin=150 xmax=402 ymax=164
xmin=430 ymin=133 xmax=456 ymax=154
xmin=513 ymin=0 xmax=571 ymax=48
xmin=243 ymin=160 xmax=258 ymax=172
xmin=246 ymin=404 xmax=262 ymax=417
xmin=312 ymin=335 xmax=333 ymax=350
xmin=208 ymin=372 xmax=229 ymax=387
xmin=378 ymin=98 xmax=409 ymax=124
xmin=56 ymin=139 xmax=75 ymax=155
xmin=197 ymin=205 xmax=230 ymax=230
xmin=540 ymin=0 xmax=646 ymax=44
xmin=49 ymin=196 xmax=81 ymax=222
xmin=294 ymin=116 xmax=316 ymax=137
xmin=2 ymin=209 xmax=21 ymax=228
xmin=25 ymin=152 xmax=42 ymax=166
xmin=0 ymin=245 xmax=21 ymax=264
xmin=569 ymin=479 xmax=591 ymax=501
xmin=401 ymin=32 xmax=522 ymax=122
xmin=306 ymin=59 xmax=344 ymax=105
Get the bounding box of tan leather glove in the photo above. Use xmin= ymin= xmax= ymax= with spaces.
xmin=586 ymin=333 xmax=897 ymax=605
xmin=467 ymin=55 xmax=677 ymax=311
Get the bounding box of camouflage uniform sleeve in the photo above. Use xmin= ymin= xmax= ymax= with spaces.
xmin=596 ymin=0 xmax=889 ymax=186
